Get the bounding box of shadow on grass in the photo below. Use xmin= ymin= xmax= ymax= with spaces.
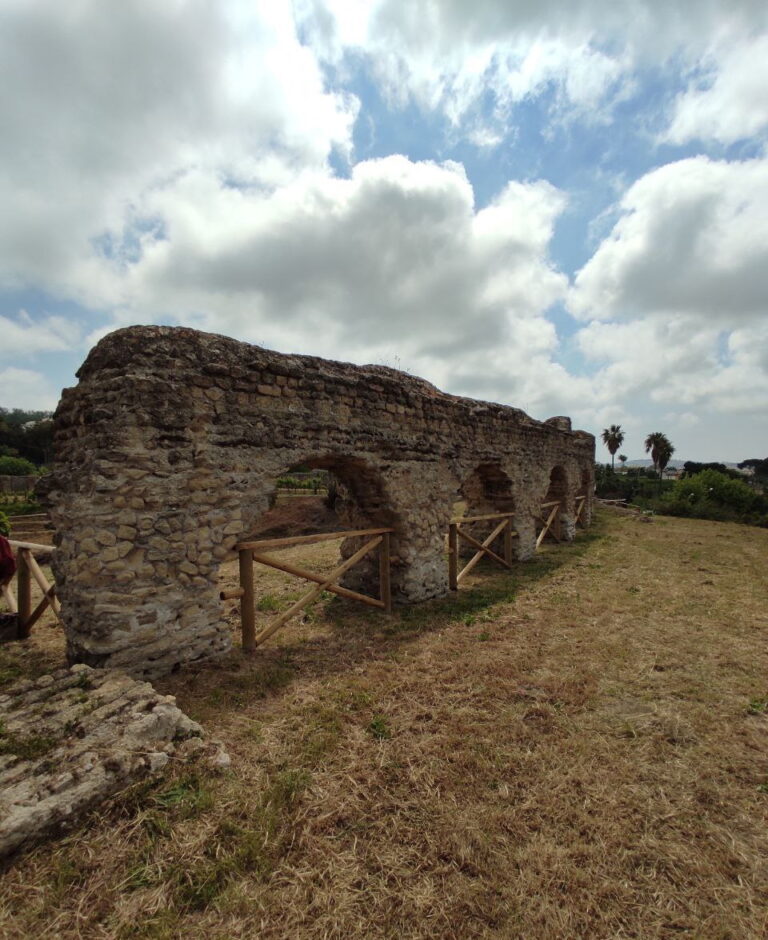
xmin=167 ymin=522 xmax=605 ymax=719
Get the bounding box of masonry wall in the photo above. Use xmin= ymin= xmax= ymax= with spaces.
xmin=45 ymin=326 xmax=595 ymax=678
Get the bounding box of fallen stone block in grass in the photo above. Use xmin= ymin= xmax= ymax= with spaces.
xmin=0 ymin=663 xmax=214 ymax=859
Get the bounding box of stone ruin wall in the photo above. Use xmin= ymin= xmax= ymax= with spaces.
xmin=44 ymin=326 xmax=595 ymax=678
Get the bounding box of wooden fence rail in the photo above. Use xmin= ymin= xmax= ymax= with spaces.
xmin=1 ymin=540 xmax=61 ymax=639
xmin=225 ymin=528 xmax=393 ymax=651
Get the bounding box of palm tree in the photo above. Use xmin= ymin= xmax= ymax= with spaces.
xmin=644 ymin=432 xmax=675 ymax=479
xmin=601 ymin=425 xmax=625 ymax=471
xmin=618 ymin=454 xmax=627 ymax=471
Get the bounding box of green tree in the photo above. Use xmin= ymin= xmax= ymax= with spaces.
xmin=645 ymin=432 xmax=674 ymax=479
xmin=738 ymin=458 xmax=768 ymax=485
xmin=618 ymin=454 xmax=627 ymax=470
xmin=601 ymin=425 xmax=625 ymax=471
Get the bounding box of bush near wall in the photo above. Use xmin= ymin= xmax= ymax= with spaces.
xmin=639 ymin=470 xmax=768 ymax=527
xmin=0 ymin=457 xmax=38 ymax=477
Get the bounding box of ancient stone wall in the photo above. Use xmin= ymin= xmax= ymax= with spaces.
xmin=45 ymin=326 xmax=595 ymax=678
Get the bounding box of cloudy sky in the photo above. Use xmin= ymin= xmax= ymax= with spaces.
xmin=1 ymin=0 xmax=767 ymax=461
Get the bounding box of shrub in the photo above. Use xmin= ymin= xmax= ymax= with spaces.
xmin=0 ymin=512 xmax=9 ymax=536
xmin=647 ymin=469 xmax=768 ymax=526
xmin=0 ymin=456 xmax=37 ymax=477
xmin=670 ymin=469 xmax=764 ymax=514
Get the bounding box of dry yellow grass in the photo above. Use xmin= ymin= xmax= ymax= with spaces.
xmin=1 ymin=510 xmax=767 ymax=938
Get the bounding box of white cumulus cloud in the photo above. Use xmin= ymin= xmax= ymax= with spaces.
xmin=570 ymin=156 xmax=768 ymax=325
xmin=91 ymin=156 xmax=574 ymax=413
xmin=0 ymin=0 xmax=357 ymax=300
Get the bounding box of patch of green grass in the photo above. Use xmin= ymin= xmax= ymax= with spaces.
xmin=300 ymin=704 xmax=343 ymax=764
xmin=335 ymin=682 xmax=374 ymax=711
xmin=256 ymin=594 xmax=280 ymax=612
xmin=163 ymin=767 xmax=314 ymax=911
xmin=171 ymin=857 xmax=233 ymax=912
xmin=195 ymin=659 xmax=295 ymax=716
xmin=747 ymin=697 xmax=767 ymax=715
xmin=368 ymin=714 xmax=391 ymax=740
xmin=0 ymin=498 xmax=42 ymax=517
xmin=152 ymin=773 xmax=214 ymax=818
xmin=265 ymin=768 xmax=311 ymax=812
xmin=48 ymin=856 xmax=90 ymax=902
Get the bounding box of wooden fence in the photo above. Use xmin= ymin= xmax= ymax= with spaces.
xmin=448 ymin=512 xmax=517 ymax=589
xmin=575 ymin=494 xmax=587 ymax=527
xmin=1 ymin=540 xmax=61 ymax=639
xmin=222 ymin=528 xmax=393 ymax=651
xmin=1 ymin=497 xmax=589 ymax=650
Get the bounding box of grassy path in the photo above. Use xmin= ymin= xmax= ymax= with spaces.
xmin=1 ymin=510 xmax=767 ymax=938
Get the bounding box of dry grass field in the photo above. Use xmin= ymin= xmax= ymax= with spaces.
xmin=1 ymin=508 xmax=767 ymax=938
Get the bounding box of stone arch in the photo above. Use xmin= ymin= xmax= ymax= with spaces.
xmin=251 ymin=452 xmax=403 ymax=598
xmin=456 ymin=462 xmax=518 ymax=560
xmin=540 ymin=464 xmax=575 ymax=542
xmin=458 ymin=462 xmax=516 ymax=514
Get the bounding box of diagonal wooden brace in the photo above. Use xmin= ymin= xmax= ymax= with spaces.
xmin=252 ymin=552 xmax=386 ymax=609
xmin=536 ymin=503 xmax=560 ymax=549
xmin=457 ymin=526 xmax=511 ymax=570
xmin=253 ymin=536 xmax=383 ymax=647
xmin=457 ymin=518 xmax=509 ymax=584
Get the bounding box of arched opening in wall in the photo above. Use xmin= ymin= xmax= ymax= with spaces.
xmin=539 ymin=465 xmax=568 ymax=543
xmin=219 ymin=455 xmax=400 ymax=648
xmin=453 ymin=464 xmax=516 ymax=568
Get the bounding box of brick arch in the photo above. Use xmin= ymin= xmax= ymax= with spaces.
xmin=45 ymin=326 xmax=595 ymax=677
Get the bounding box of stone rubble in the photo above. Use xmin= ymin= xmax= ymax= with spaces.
xmin=0 ymin=663 xmax=223 ymax=859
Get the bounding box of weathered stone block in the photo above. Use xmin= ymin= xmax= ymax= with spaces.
xmin=0 ymin=664 xmax=220 ymax=860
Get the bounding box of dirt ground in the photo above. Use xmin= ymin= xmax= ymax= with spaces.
xmin=1 ymin=508 xmax=767 ymax=939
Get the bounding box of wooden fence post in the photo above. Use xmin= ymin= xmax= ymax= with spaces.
xmin=379 ymin=531 xmax=392 ymax=614
xmin=503 ymin=518 xmax=514 ymax=566
xmin=448 ymin=523 xmax=458 ymax=590
xmin=239 ymin=548 xmax=256 ymax=653
xmin=17 ymin=549 xmax=32 ymax=639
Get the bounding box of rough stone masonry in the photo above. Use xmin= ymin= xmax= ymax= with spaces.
xmin=44 ymin=326 xmax=595 ymax=678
